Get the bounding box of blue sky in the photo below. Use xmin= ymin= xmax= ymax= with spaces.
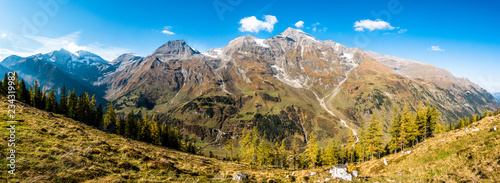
xmin=0 ymin=0 xmax=499 ymax=92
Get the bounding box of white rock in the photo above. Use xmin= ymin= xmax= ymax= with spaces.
xmin=440 ymin=139 xmax=445 ymax=142
xmin=471 ymin=128 xmax=479 ymax=132
xmin=493 ymin=126 xmax=497 ymax=131
xmin=325 ymin=178 xmax=331 ymax=182
xmin=383 ymin=158 xmax=388 ymax=166
xmin=330 ymin=164 xmax=353 ymax=182
xmin=352 ymin=170 xmax=358 ymax=177
xmin=406 ymin=150 xmax=411 ymax=155
xmin=232 ymin=172 xmax=249 ymax=182
xmin=310 ymin=172 xmax=317 ymax=176
xmin=285 ymin=175 xmax=289 ymax=178
xmin=292 ymin=172 xmax=295 ymax=176
xmin=465 ymin=128 xmax=469 ymax=133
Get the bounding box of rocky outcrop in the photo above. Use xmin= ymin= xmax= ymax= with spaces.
xmin=232 ymin=172 xmax=249 ymax=182
xmin=330 ymin=164 xmax=353 ymax=182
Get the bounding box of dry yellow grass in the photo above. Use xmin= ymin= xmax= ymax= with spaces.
xmin=358 ymin=115 xmax=500 ymax=182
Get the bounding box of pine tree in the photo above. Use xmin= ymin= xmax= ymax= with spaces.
xmin=278 ymin=139 xmax=287 ymax=168
xmin=225 ymin=139 xmax=234 ymax=161
xmin=399 ymin=103 xmax=409 ymax=152
xmin=125 ymin=111 xmax=137 ymax=139
xmin=103 ymin=102 xmax=117 ymax=132
xmin=68 ymin=89 xmax=78 ymax=119
xmin=18 ymin=79 xmax=30 ymax=104
xmin=365 ymin=114 xmax=383 ymax=159
xmin=45 ymin=87 xmax=57 ymax=112
xmin=347 ymin=130 xmax=356 ymax=163
xmin=2 ymin=73 xmax=8 ymax=96
xmin=138 ymin=116 xmax=152 ymax=143
xmin=483 ymin=108 xmax=489 ymax=118
xmin=389 ymin=104 xmax=402 ymax=154
xmin=425 ymin=106 xmax=440 ymax=138
xmin=40 ymin=87 xmax=47 ymax=110
xmin=324 ymin=139 xmax=339 ymax=166
xmin=150 ymin=115 xmax=160 ymax=145
xmin=304 ymin=132 xmax=320 ymax=169
xmin=96 ymin=103 xmax=103 ymax=128
xmin=58 ymin=85 xmax=67 ymax=115
xmin=88 ymin=95 xmax=97 ymax=127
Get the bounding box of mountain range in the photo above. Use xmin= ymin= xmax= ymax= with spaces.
xmin=2 ymin=28 xmax=498 ymax=145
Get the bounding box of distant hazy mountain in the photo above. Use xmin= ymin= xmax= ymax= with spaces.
xmin=493 ymin=92 xmax=500 ymax=103
xmin=0 ymin=49 xmax=110 ymax=102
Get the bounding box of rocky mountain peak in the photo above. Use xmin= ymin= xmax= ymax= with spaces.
xmin=278 ymin=27 xmax=314 ymax=41
xmin=151 ymin=40 xmax=200 ymax=56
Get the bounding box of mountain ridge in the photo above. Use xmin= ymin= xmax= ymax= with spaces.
xmin=1 ymin=28 xmax=498 ymax=147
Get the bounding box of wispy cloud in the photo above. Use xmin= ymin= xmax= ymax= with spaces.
xmin=398 ymin=28 xmax=407 ymax=34
xmin=354 ymin=19 xmax=395 ymax=31
xmin=294 ymin=21 xmax=304 ymax=28
xmin=238 ymin=15 xmax=278 ymax=33
xmin=0 ymin=33 xmax=6 ymax=39
xmin=161 ymin=26 xmax=175 ymax=35
xmin=429 ymin=46 xmax=444 ymax=51
xmin=307 ymin=22 xmax=327 ymax=32
xmin=0 ymin=31 xmax=129 ymax=61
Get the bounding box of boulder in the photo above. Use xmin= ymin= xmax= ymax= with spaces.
xmin=383 ymin=158 xmax=388 ymax=166
xmin=440 ymin=139 xmax=445 ymax=142
xmin=310 ymin=172 xmax=317 ymax=176
xmin=465 ymin=128 xmax=469 ymax=133
xmin=330 ymin=164 xmax=353 ymax=182
xmin=325 ymin=178 xmax=331 ymax=182
xmin=232 ymin=172 xmax=249 ymax=182
xmin=471 ymin=128 xmax=479 ymax=132
xmin=352 ymin=170 xmax=358 ymax=177
xmin=292 ymin=172 xmax=295 ymax=176
xmin=491 ymin=126 xmax=497 ymax=131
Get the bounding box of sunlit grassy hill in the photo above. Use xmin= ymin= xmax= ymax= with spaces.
xmin=358 ymin=114 xmax=500 ymax=182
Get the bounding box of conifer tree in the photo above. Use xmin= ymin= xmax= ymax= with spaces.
xmin=96 ymin=103 xmax=103 ymax=128
xmin=324 ymin=139 xmax=339 ymax=166
xmin=103 ymin=102 xmax=117 ymax=132
xmin=58 ymin=85 xmax=67 ymax=115
xmin=68 ymin=89 xmax=78 ymax=119
xmin=2 ymin=73 xmax=8 ymax=96
xmin=18 ymin=79 xmax=30 ymax=104
xmin=425 ymin=106 xmax=440 ymax=138
xmin=225 ymin=139 xmax=234 ymax=161
xmin=278 ymin=139 xmax=287 ymax=168
xmin=399 ymin=103 xmax=409 ymax=152
xmin=304 ymin=132 xmax=320 ymax=169
xmin=45 ymin=87 xmax=57 ymax=112
xmin=389 ymin=105 xmax=402 ymax=154
xmin=125 ymin=110 xmax=137 ymax=139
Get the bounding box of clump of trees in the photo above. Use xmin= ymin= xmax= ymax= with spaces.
xmin=386 ymin=102 xmax=442 ymax=154
xmin=0 ymin=72 xmax=194 ymax=154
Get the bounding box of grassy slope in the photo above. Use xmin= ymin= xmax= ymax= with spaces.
xmin=358 ymin=114 xmax=500 ymax=182
xmin=1 ymin=97 xmax=499 ymax=182
xmin=0 ymin=99 xmax=287 ymax=182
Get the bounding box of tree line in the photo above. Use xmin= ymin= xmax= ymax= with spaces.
xmin=0 ymin=72 xmax=197 ymax=154
xmin=222 ymin=101 xmax=448 ymax=170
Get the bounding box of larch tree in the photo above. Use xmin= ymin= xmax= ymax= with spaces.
xmin=103 ymin=102 xmax=117 ymax=133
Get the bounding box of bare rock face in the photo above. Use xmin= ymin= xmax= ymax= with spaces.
xmin=329 ymin=164 xmax=353 ymax=182
xmin=232 ymin=172 xmax=249 ymax=182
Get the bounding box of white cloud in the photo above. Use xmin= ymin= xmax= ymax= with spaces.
xmin=238 ymin=15 xmax=278 ymax=33
xmin=354 ymin=19 xmax=395 ymax=32
xmin=0 ymin=31 xmax=129 ymax=61
xmin=429 ymin=46 xmax=444 ymax=51
xmin=161 ymin=26 xmax=175 ymax=35
xmin=1 ymin=33 xmax=6 ymax=39
xmin=294 ymin=21 xmax=304 ymax=28
xmin=398 ymin=28 xmax=407 ymax=34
